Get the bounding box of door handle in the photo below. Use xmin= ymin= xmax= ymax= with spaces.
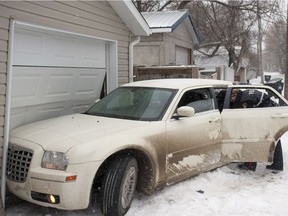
xmin=209 ymin=117 xmax=220 ymax=123
xmin=271 ymin=114 xmax=288 ymax=118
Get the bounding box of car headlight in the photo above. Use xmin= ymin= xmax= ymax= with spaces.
xmin=41 ymin=151 xmax=69 ymax=171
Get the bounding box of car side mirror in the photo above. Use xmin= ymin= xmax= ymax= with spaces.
xmin=176 ymin=106 xmax=195 ymax=118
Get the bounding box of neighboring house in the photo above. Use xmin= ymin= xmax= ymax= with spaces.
xmin=134 ymin=10 xmax=200 ymax=67
xmin=0 ymin=0 xmax=149 ymax=207
xmin=194 ymin=46 xmax=248 ymax=82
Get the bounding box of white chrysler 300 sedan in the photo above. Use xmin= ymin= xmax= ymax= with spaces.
xmin=6 ymin=79 xmax=288 ymax=216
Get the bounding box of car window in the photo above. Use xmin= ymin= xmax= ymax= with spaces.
xmin=85 ymin=87 xmax=176 ymax=121
xmin=228 ymin=87 xmax=287 ymax=109
xmin=177 ymin=88 xmax=214 ymax=113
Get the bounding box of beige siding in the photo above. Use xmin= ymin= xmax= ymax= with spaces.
xmin=0 ymin=1 xmax=8 ymax=190
xmin=134 ymin=22 xmax=193 ymax=66
xmin=0 ymin=0 xmax=132 ymax=191
xmin=0 ymin=41 xmax=7 ymax=51
xmin=0 ymin=2 xmax=129 ymax=39
xmin=134 ymin=34 xmax=165 ymax=66
xmin=169 ymin=23 xmax=194 ymax=46
xmin=0 ymin=1 xmax=131 ymax=86
xmin=0 ymin=62 xmax=6 ymax=71
xmin=164 ymin=23 xmax=194 ymax=66
xmin=135 ymin=23 xmax=195 ymax=67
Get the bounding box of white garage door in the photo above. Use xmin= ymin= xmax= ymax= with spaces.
xmin=11 ymin=25 xmax=107 ymax=129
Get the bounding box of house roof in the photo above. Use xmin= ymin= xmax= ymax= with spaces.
xmin=142 ymin=10 xmax=200 ymax=44
xmin=109 ymin=1 xmax=150 ymax=36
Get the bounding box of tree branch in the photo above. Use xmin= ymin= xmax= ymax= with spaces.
xmin=158 ymin=1 xmax=173 ymax=11
xmin=196 ymin=44 xmax=221 ymax=58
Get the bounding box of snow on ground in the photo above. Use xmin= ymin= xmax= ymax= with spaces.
xmin=6 ymin=132 xmax=288 ymax=216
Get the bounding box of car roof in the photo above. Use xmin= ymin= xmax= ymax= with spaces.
xmin=123 ymin=79 xmax=232 ymax=89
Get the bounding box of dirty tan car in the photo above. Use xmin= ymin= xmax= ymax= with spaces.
xmin=6 ymin=79 xmax=288 ymax=216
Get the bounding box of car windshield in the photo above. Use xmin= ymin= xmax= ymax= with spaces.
xmin=85 ymin=87 xmax=176 ymax=121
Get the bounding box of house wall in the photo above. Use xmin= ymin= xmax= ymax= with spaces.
xmin=0 ymin=0 xmax=131 ymax=187
xmin=164 ymin=22 xmax=194 ymax=65
xmin=134 ymin=22 xmax=194 ymax=67
xmin=134 ymin=33 xmax=165 ymax=66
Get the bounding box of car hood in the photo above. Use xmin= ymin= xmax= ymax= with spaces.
xmin=10 ymin=114 xmax=149 ymax=152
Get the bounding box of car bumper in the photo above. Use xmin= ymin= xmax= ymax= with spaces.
xmin=7 ymin=161 xmax=101 ymax=210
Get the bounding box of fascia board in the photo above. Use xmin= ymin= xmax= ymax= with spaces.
xmin=109 ymin=0 xmax=150 ymax=36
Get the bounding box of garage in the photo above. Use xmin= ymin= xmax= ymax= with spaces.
xmin=0 ymin=1 xmax=151 ymax=209
xmin=10 ymin=22 xmax=114 ymax=129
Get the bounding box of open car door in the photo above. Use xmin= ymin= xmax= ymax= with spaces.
xmin=220 ymin=85 xmax=288 ymax=163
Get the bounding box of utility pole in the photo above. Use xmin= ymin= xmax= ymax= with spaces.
xmin=285 ymin=1 xmax=288 ymax=99
xmin=257 ymin=0 xmax=264 ymax=84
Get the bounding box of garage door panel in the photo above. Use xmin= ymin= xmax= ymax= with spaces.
xmin=11 ymin=104 xmax=64 ymax=130
xmin=14 ymin=28 xmax=106 ymax=68
xmin=53 ymin=36 xmax=75 ymax=59
xmin=11 ymin=67 xmax=105 ymax=129
xmin=12 ymin=73 xmax=42 ymax=100
xmin=79 ymin=40 xmax=106 ymax=63
xmin=10 ymin=108 xmax=28 ymax=131
xmin=11 ymin=25 xmax=109 ymax=130
xmin=11 ymin=98 xmax=96 ymax=130
xmin=14 ymin=30 xmax=43 ymax=56
xmin=71 ymin=103 xmax=93 ymax=113
xmin=12 ymin=67 xmax=105 ymax=108
xmin=46 ymin=74 xmax=75 ymax=97
xmin=75 ymin=74 xmax=105 ymax=95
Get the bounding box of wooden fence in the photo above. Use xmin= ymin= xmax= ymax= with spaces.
xmin=134 ymin=65 xmax=221 ymax=81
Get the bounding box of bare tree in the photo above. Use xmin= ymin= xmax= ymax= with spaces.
xmin=132 ymin=0 xmax=189 ymax=12
xmin=264 ymin=19 xmax=286 ymax=73
xmin=188 ymin=1 xmax=258 ymax=75
xmin=262 ymin=1 xmax=287 ymax=99
xmin=286 ymin=3 xmax=288 ymax=100
xmin=133 ymin=0 xmax=282 ymax=79
xmin=133 ymin=0 xmax=159 ymax=12
xmin=189 ymin=1 xmax=278 ymax=74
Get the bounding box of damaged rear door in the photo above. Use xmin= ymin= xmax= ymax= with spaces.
xmin=221 ymin=85 xmax=288 ymax=163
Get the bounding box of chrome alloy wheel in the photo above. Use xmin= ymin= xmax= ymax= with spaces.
xmin=121 ymin=165 xmax=137 ymax=209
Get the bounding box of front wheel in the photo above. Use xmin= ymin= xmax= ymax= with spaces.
xmin=100 ymin=156 xmax=138 ymax=216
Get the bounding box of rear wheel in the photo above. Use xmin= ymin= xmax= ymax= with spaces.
xmin=100 ymin=156 xmax=138 ymax=216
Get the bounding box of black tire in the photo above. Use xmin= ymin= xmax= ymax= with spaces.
xmin=100 ymin=156 xmax=138 ymax=216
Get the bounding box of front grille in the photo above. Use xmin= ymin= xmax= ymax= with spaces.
xmin=6 ymin=144 xmax=33 ymax=183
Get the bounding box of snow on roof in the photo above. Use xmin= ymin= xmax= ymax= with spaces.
xmin=142 ymin=10 xmax=188 ymax=30
xmin=142 ymin=10 xmax=200 ymax=44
